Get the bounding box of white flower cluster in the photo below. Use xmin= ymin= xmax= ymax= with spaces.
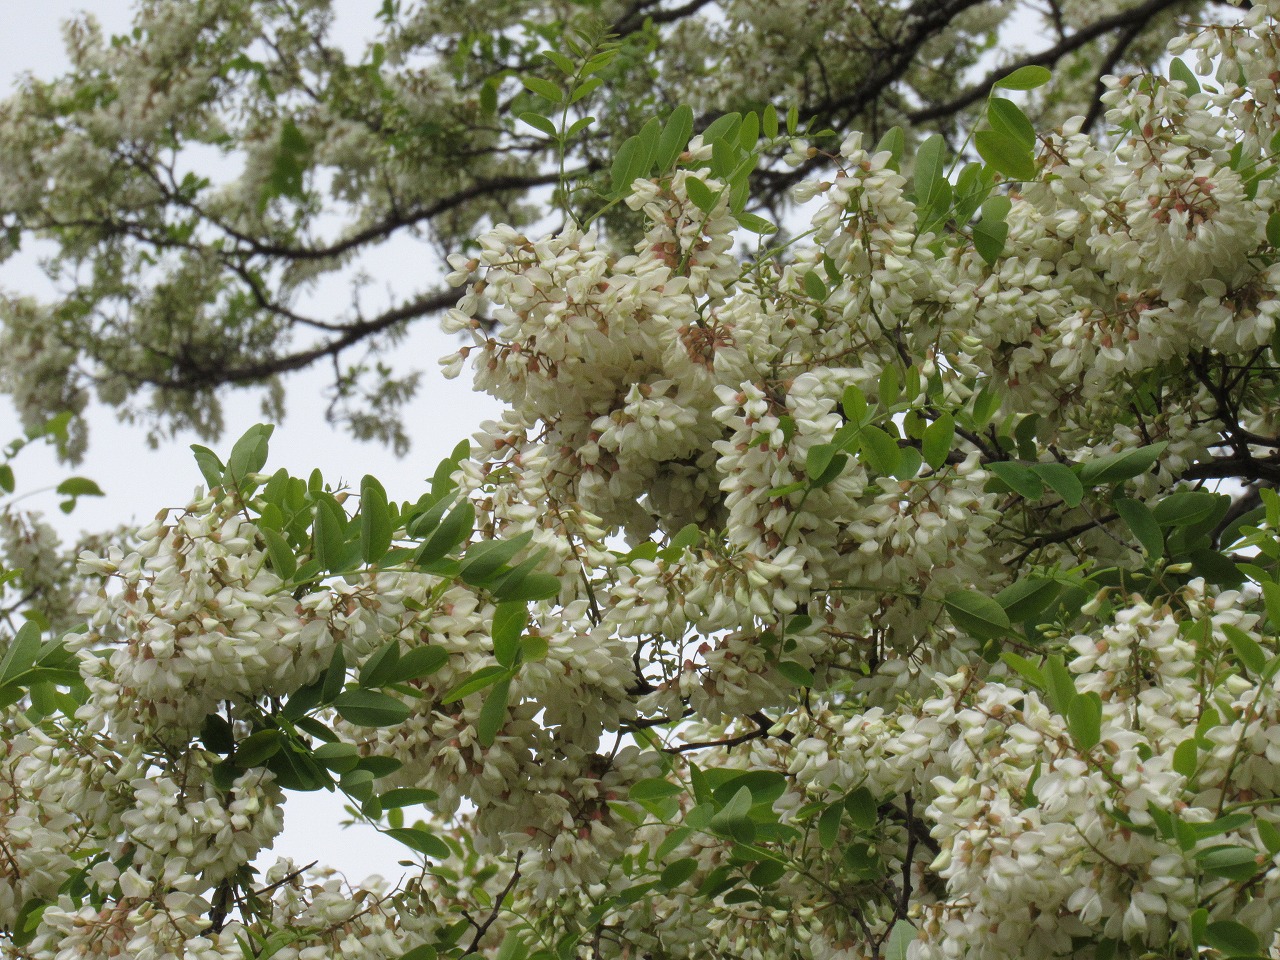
xmin=74 ymin=494 xmax=343 ymax=743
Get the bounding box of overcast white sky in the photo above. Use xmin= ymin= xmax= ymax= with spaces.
xmin=0 ymin=2 xmax=500 ymax=883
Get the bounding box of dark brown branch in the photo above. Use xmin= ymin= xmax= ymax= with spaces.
xmin=667 ymin=711 xmax=790 ymax=753
xmin=184 ymin=170 xmax=571 ymax=264
xmin=896 ymin=791 xmax=916 ymax=922
xmin=121 ymin=288 xmax=459 ymax=390
xmin=613 ymin=0 xmax=719 ymax=34
xmin=1183 ymin=455 xmax=1280 ymax=485
xmin=460 ymin=854 xmax=523 ymax=957
xmin=907 ymin=0 xmax=1193 ymax=127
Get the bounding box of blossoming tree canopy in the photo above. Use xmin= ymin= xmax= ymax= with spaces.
xmin=0 ymin=0 xmax=1215 ymax=459
xmin=12 ymin=1 xmax=1280 ymax=959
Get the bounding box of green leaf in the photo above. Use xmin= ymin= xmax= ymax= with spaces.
xmin=995 ymin=578 xmax=1061 ymax=624
xmin=496 ymin=572 xmax=560 ymax=603
xmin=970 ymin=384 xmax=1002 ymax=426
xmin=519 ymin=111 xmax=558 ymax=137
xmin=842 ymin=384 xmax=869 ymax=425
xmin=666 ymin=523 xmax=701 ymax=555
xmin=1114 ymin=497 xmax=1164 ymax=560
xmin=987 ymin=97 xmax=1035 ymax=149
xmin=736 ymin=212 xmax=776 ymax=234
xmin=972 ymin=215 xmax=1009 ymax=265
xmin=875 ymin=126 xmax=905 ymax=170
xmin=702 ymin=112 xmax=742 ymax=147
xmin=235 ymin=729 xmax=284 ymax=768
xmin=1197 ymin=845 xmax=1261 ymax=882
xmin=476 ymin=677 xmax=511 ymax=747
xmin=564 ymin=115 xmax=594 ymax=139
xmin=0 ymin=621 xmax=40 ymax=685
xmin=1268 ymin=210 xmax=1280 ymax=249
xmin=989 ymin=461 xmax=1044 ymax=500
xmin=709 ymin=785 xmax=754 ymax=841
xmin=569 ymin=76 xmax=602 ymax=104
xmin=921 ymin=414 xmax=954 ymax=470
xmin=360 ymin=640 xmax=401 ymax=689
xmin=972 ymin=194 xmax=1012 ymax=265
xmin=385 ymin=645 xmax=448 ymax=683
xmin=1000 ymin=652 xmax=1045 ymax=690
xmin=878 ymin=365 xmax=900 ymax=407
xmin=944 ymin=590 xmax=1011 ymax=641
xmin=843 ymin=787 xmax=877 ymax=828
xmin=1257 ymin=818 xmax=1280 ymax=855
xmin=415 ymin=501 xmax=475 ymax=567
xmin=0 ymin=464 xmax=12 ymax=494
xmin=884 ymin=920 xmax=916 ymax=960
xmin=659 ymin=858 xmax=698 ymax=889
xmin=380 ymin=787 xmax=438 ymax=809
xmin=777 ymin=661 xmax=815 ymax=687
xmin=806 ymin=443 xmax=838 ymax=482
xmin=10 ymin=898 xmax=48 ymax=949
xmin=995 ymin=65 xmax=1052 ymax=90
xmin=1222 ymin=623 xmax=1267 ymax=676
xmin=859 ymin=425 xmax=901 ymax=476
xmin=1169 ymin=57 xmax=1200 ymax=95
xmin=818 ymin=802 xmax=842 ymax=849
xmin=226 ymin=424 xmax=274 ymax=483
xmin=975 ymin=130 xmax=1036 ymax=181
xmin=384 ymin=827 xmax=451 ymax=859
xmin=803 ymin=269 xmax=828 ymax=301
xmin=1172 ymin=739 xmax=1198 ymax=779
xmin=954 ymin=162 xmax=995 ymax=222
xmin=1067 ymin=691 xmax=1102 ymax=751
xmin=1204 ymin=920 xmax=1259 ymax=957
xmin=333 ymin=689 xmax=411 ymax=727
xmin=711 ymin=771 xmax=787 ymax=808
xmin=748 ymin=860 xmax=785 ymax=886
xmin=1031 ymin=462 xmax=1084 ymax=507
xmin=630 ymin=778 xmax=683 ymax=802
xmin=656 ymin=104 xmax=694 ymax=171
xmin=260 ymin=527 xmax=297 ymax=579
xmin=1077 ymin=442 xmax=1167 ymax=486
xmin=521 ymin=76 xmax=562 ymax=102
xmin=492 ymin=602 xmax=528 ymax=668
xmin=1045 ymin=654 xmax=1076 ymax=713
xmin=541 ymin=50 xmax=575 ymax=74
xmin=322 ymin=646 xmax=346 ymax=703
xmin=611 ymin=135 xmax=645 ymax=196
xmin=762 ymin=104 xmax=778 ymax=139
xmin=460 ymin=530 xmax=533 ymax=586
xmin=201 ymin=713 xmax=235 ymax=754
xmin=191 ymin=444 xmax=226 ymax=488
xmin=893 ymin=446 xmax=922 ymax=480
xmin=1262 ymin=581 xmax=1280 ymax=628
xmin=914 ymin=134 xmax=947 ymax=211
xmin=312 ymin=741 xmax=359 ymax=771
xmin=684 ymin=176 xmax=718 ymax=214
xmin=634 ymin=116 xmax=661 ymax=173
xmin=55 ymin=476 xmax=104 ymax=498
xmin=1151 ymin=490 xmax=1223 ymax=528
xmin=312 ymin=494 xmax=350 ymax=573
xmin=441 ymin=665 xmax=509 ymax=704
xmin=359 ymin=476 xmax=393 ymax=564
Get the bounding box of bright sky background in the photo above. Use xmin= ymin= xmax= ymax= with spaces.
xmin=0 ymin=1 xmax=501 ymax=884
